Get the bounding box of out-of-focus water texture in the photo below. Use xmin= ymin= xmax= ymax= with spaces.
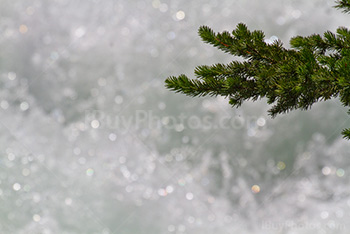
xmin=1 ymin=0 xmax=350 ymax=233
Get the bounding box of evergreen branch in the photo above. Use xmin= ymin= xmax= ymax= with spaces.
xmin=199 ymin=23 xmax=281 ymax=64
xmin=165 ymin=0 xmax=350 ymax=140
xmin=342 ymin=128 xmax=350 ymax=139
xmin=335 ymin=0 xmax=350 ymax=13
xmin=165 ymin=74 xmax=227 ymax=97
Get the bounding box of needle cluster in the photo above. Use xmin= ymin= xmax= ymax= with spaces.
xmin=165 ymin=0 xmax=350 ymax=139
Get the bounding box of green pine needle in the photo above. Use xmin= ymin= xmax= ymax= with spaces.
xmin=165 ymin=0 xmax=350 ymax=140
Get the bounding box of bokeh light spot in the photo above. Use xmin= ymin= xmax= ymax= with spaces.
xmin=19 ymin=24 xmax=28 ymax=34
xmin=251 ymin=185 xmax=260 ymax=194
xmin=175 ymin=11 xmax=185 ymax=20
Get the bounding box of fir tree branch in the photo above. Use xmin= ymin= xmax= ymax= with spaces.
xmin=335 ymin=0 xmax=350 ymax=13
xmin=165 ymin=0 xmax=350 ymax=139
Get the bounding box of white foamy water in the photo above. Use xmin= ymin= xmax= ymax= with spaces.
xmin=0 ymin=0 xmax=350 ymax=233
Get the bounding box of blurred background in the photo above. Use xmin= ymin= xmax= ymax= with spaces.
xmin=1 ymin=0 xmax=350 ymax=233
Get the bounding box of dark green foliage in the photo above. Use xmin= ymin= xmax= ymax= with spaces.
xmin=165 ymin=1 xmax=350 ymax=140
xmin=335 ymin=0 xmax=350 ymax=13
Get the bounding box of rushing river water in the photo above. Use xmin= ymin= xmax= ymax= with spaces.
xmin=1 ymin=0 xmax=350 ymax=233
